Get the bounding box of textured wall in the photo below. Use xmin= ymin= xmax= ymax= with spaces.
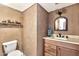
xmin=0 ymin=4 xmax=23 ymax=55
xmin=23 ymin=4 xmax=37 ymax=56
xmin=23 ymin=4 xmax=48 ymax=56
xmin=37 ymin=4 xmax=48 ymax=55
xmin=49 ymin=4 xmax=79 ymax=35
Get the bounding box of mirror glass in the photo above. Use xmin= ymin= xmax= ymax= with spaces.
xmin=54 ymin=16 xmax=68 ymax=31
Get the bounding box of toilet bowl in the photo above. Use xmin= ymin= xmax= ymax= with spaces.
xmin=7 ymin=50 xmax=24 ymax=56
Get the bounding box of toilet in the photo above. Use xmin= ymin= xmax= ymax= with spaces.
xmin=2 ymin=40 xmax=24 ymax=56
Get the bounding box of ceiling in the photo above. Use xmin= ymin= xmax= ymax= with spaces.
xmin=1 ymin=3 xmax=35 ymax=11
xmin=39 ymin=3 xmax=75 ymax=12
xmin=1 ymin=3 xmax=75 ymax=12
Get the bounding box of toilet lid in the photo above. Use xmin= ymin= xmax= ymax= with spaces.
xmin=7 ymin=50 xmax=24 ymax=56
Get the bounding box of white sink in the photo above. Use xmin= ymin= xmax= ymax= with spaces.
xmin=54 ymin=37 xmax=67 ymax=40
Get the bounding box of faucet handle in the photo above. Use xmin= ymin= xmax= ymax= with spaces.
xmin=61 ymin=35 xmax=64 ymax=38
xmin=66 ymin=36 xmax=68 ymax=38
xmin=59 ymin=33 xmax=61 ymax=37
xmin=56 ymin=35 xmax=58 ymax=37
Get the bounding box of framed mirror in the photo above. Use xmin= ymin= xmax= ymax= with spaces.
xmin=54 ymin=16 xmax=68 ymax=31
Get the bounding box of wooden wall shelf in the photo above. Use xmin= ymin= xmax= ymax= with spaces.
xmin=0 ymin=23 xmax=23 ymax=28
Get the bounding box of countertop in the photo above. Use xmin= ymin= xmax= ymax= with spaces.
xmin=43 ymin=37 xmax=79 ymax=45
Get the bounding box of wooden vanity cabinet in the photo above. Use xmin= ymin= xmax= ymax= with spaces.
xmin=43 ymin=39 xmax=79 ymax=56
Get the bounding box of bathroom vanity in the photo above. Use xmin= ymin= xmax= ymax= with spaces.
xmin=43 ymin=37 xmax=79 ymax=56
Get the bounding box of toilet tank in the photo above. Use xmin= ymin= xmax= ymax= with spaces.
xmin=2 ymin=40 xmax=17 ymax=54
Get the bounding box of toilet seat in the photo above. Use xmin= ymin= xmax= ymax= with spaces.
xmin=7 ymin=50 xmax=24 ymax=56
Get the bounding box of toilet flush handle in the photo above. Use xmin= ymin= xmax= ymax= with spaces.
xmin=5 ymin=45 xmax=7 ymax=47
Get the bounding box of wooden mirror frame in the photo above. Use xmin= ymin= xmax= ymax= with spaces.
xmin=54 ymin=16 xmax=68 ymax=31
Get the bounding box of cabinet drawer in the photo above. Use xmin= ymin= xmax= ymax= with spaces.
xmin=45 ymin=43 xmax=56 ymax=49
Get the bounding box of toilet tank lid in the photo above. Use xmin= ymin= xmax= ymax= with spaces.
xmin=3 ymin=40 xmax=17 ymax=45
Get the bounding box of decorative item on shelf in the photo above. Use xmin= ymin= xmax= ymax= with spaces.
xmin=0 ymin=19 xmax=23 ymax=28
xmin=11 ymin=21 xmax=14 ymax=24
xmin=7 ymin=20 xmax=9 ymax=23
xmin=15 ymin=21 xmax=21 ymax=25
xmin=2 ymin=21 xmax=7 ymax=25
xmin=7 ymin=20 xmax=14 ymax=24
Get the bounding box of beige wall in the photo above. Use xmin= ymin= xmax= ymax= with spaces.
xmin=0 ymin=4 xmax=23 ymax=55
xmin=49 ymin=4 xmax=79 ymax=35
xmin=23 ymin=4 xmax=48 ymax=56
xmin=37 ymin=4 xmax=48 ymax=55
xmin=23 ymin=4 xmax=37 ymax=56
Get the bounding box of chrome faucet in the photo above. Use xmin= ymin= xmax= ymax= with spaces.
xmin=56 ymin=33 xmax=61 ymax=37
xmin=56 ymin=33 xmax=68 ymax=39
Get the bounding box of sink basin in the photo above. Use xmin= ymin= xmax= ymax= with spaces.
xmin=54 ymin=37 xmax=67 ymax=40
xmin=67 ymin=38 xmax=79 ymax=42
xmin=54 ymin=37 xmax=79 ymax=43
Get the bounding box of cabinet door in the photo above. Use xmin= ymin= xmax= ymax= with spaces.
xmin=44 ymin=43 xmax=57 ymax=56
xmin=57 ymin=46 xmax=79 ymax=56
